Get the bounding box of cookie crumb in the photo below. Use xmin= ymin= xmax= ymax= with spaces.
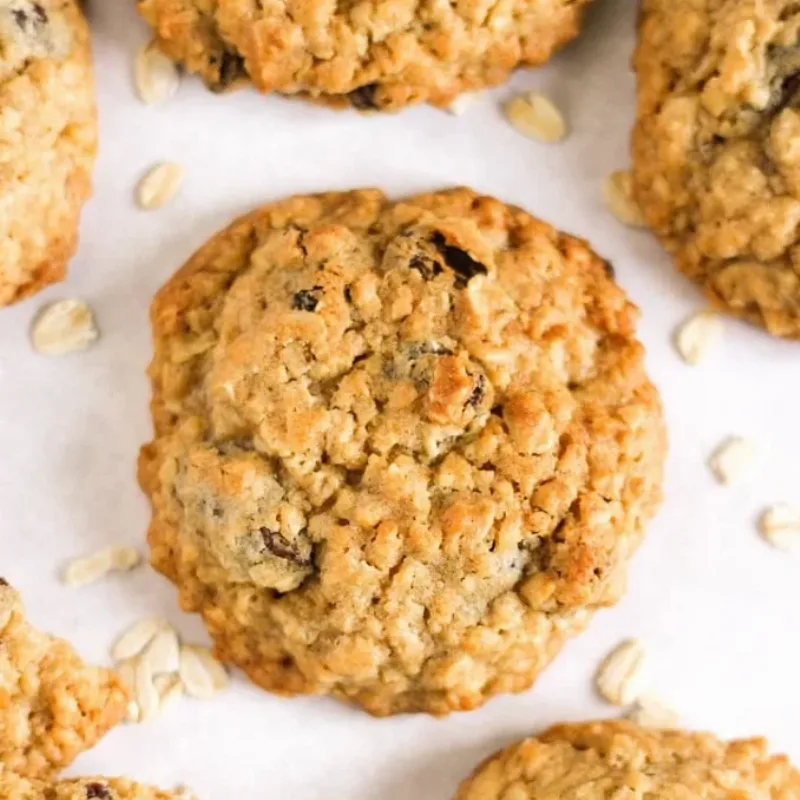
xmin=675 ymin=311 xmax=723 ymax=365
xmin=137 ymin=162 xmax=184 ymax=209
xmin=135 ymin=40 xmax=181 ymax=104
xmin=30 ymin=299 xmax=99 ymax=356
xmin=62 ymin=547 xmax=142 ymax=587
xmin=708 ymin=437 xmax=756 ymax=485
xmin=759 ymin=505 xmax=800 ymax=551
xmin=596 ymin=639 xmax=648 ymax=706
xmin=604 ymin=170 xmax=646 ymax=228
xmin=505 ymin=92 xmax=567 ymax=143
xmin=627 ymin=692 xmax=680 ymax=728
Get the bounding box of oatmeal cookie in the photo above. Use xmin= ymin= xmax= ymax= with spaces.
xmin=0 ymin=767 xmax=187 ymax=800
xmin=136 ymin=0 xmax=592 ymax=111
xmin=138 ymin=187 xmax=665 ymax=716
xmin=0 ymin=0 xmax=97 ymax=306
xmin=0 ymin=582 xmax=128 ymax=778
xmin=454 ymin=720 xmax=800 ymax=799
xmin=633 ymin=0 xmax=800 ymax=337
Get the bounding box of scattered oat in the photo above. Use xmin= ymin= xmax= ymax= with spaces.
xmin=708 ymin=437 xmax=757 ymax=485
xmin=627 ymin=693 xmax=680 ymax=728
xmin=154 ymin=672 xmax=183 ymax=710
xmin=179 ymin=645 xmax=228 ymax=699
xmin=134 ymin=657 xmax=160 ymax=722
xmin=124 ymin=700 xmax=141 ymax=724
xmin=30 ymin=299 xmax=99 ymax=356
xmin=62 ymin=546 xmax=141 ymax=587
xmin=135 ymin=40 xmax=181 ymax=105
xmin=111 ymin=618 xmax=168 ymax=662
xmin=596 ymin=639 xmax=648 ymax=706
xmin=137 ymin=162 xmax=184 ymax=210
xmin=759 ymin=505 xmax=800 ymax=551
xmin=446 ymin=93 xmax=476 ymax=116
xmin=505 ymin=92 xmax=567 ymax=143
xmin=675 ymin=311 xmax=723 ymax=365
xmin=142 ymin=626 xmax=181 ymax=675
xmin=603 ymin=170 xmax=646 ymax=228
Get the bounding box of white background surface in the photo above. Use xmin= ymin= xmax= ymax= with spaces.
xmin=1 ymin=0 xmax=799 ymax=796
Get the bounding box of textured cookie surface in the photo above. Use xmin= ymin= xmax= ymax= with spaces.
xmin=138 ymin=187 xmax=665 ymax=716
xmin=0 ymin=0 xmax=97 ymax=306
xmin=454 ymin=720 xmax=800 ymax=799
xmin=0 ymin=767 xmax=186 ymax=800
xmin=0 ymin=582 xmax=128 ymax=778
xmin=136 ymin=0 xmax=591 ymax=110
xmin=633 ymin=0 xmax=800 ymax=337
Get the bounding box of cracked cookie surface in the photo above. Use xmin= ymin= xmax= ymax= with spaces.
xmin=0 ymin=767 xmax=186 ymax=800
xmin=454 ymin=720 xmax=800 ymax=799
xmin=0 ymin=0 xmax=96 ymax=306
xmin=0 ymin=582 xmax=128 ymax=778
xmin=136 ymin=0 xmax=592 ymax=111
xmin=633 ymin=0 xmax=800 ymax=337
xmin=138 ymin=187 xmax=665 ymax=716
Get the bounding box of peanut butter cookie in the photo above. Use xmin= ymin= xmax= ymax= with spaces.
xmin=454 ymin=720 xmax=800 ymax=799
xmin=633 ymin=0 xmax=800 ymax=337
xmin=0 ymin=0 xmax=97 ymax=306
xmin=138 ymin=187 xmax=666 ymax=716
xmin=136 ymin=0 xmax=592 ymax=111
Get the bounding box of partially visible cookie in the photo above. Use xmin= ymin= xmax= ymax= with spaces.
xmin=0 ymin=581 xmax=128 ymax=779
xmin=139 ymin=187 xmax=665 ymax=716
xmin=0 ymin=766 xmax=189 ymax=800
xmin=0 ymin=0 xmax=97 ymax=306
xmin=633 ymin=0 xmax=800 ymax=338
xmin=136 ymin=0 xmax=592 ymax=111
xmin=454 ymin=720 xmax=800 ymax=799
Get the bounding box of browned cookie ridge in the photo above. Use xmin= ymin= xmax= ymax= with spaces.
xmin=454 ymin=720 xmax=800 ymax=799
xmin=138 ymin=187 xmax=666 ymax=716
xmin=0 ymin=583 xmax=128 ymax=778
xmin=0 ymin=0 xmax=97 ymax=306
xmin=633 ymin=0 xmax=800 ymax=337
xmin=136 ymin=0 xmax=592 ymax=111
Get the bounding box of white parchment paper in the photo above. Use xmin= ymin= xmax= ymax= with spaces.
xmin=1 ymin=0 xmax=798 ymax=797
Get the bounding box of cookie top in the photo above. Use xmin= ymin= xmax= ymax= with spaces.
xmin=136 ymin=0 xmax=591 ymax=110
xmin=0 ymin=767 xmax=188 ymax=800
xmin=0 ymin=582 xmax=128 ymax=778
xmin=139 ymin=187 xmax=665 ymax=715
xmin=633 ymin=0 xmax=800 ymax=337
xmin=454 ymin=720 xmax=800 ymax=799
xmin=0 ymin=0 xmax=97 ymax=306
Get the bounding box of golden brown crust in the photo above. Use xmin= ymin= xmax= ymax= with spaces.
xmin=138 ymin=187 xmax=665 ymax=716
xmin=633 ymin=0 xmax=800 ymax=337
xmin=455 ymin=720 xmax=800 ymax=799
xmin=0 ymin=583 xmax=128 ymax=779
xmin=0 ymin=766 xmax=187 ymax=800
xmin=0 ymin=0 xmax=97 ymax=306
xmin=136 ymin=0 xmax=592 ymax=110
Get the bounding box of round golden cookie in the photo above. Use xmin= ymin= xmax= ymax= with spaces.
xmin=0 ymin=0 xmax=97 ymax=307
xmin=454 ymin=720 xmax=800 ymax=799
xmin=136 ymin=0 xmax=592 ymax=111
xmin=633 ymin=0 xmax=800 ymax=338
xmin=138 ymin=187 xmax=666 ymax=716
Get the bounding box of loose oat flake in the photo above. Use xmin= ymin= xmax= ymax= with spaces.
xmin=505 ymin=92 xmax=567 ymax=143
xmin=604 ymin=170 xmax=646 ymax=228
xmin=30 ymin=299 xmax=99 ymax=356
xmin=179 ymin=645 xmax=228 ymax=699
xmin=708 ymin=437 xmax=757 ymax=485
xmin=627 ymin=693 xmax=680 ymax=728
xmin=135 ymin=41 xmax=181 ymax=105
xmin=675 ymin=311 xmax=723 ymax=365
xmin=112 ymin=618 xmax=169 ymax=662
xmin=134 ymin=657 xmax=160 ymax=722
xmin=142 ymin=627 xmax=181 ymax=675
xmin=446 ymin=93 xmax=476 ymax=116
xmin=137 ymin=162 xmax=184 ymax=209
xmin=596 ymin=639 xmax=648 ymax=706
xmin=154 ymin=672 xmax=183 ymax=710
xmin=62 ymin=546 xmax=142 ymax=588
xmin=759 ymin=505 xmax=800 ymax=551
